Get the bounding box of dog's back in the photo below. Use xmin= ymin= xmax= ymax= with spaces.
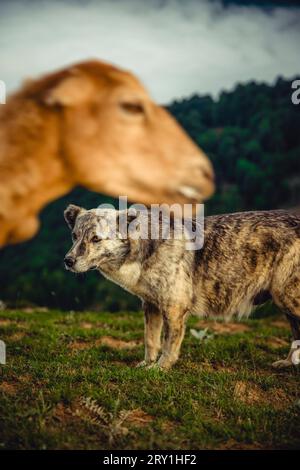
xmin=191 ymin=210 xmax=300 ymax=320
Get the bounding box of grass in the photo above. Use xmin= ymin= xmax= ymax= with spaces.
xmin=0 ymin=307 xmax=300 ymax=450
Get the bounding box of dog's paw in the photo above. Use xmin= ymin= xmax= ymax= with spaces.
xmin=146 ymin=360 xmax=172 ymax=372
xmin=145 ymin=362 xmax=164 ymax=371
xmin=135 ymin=360 xmax=148 ymax=368
xmin=271 ymin=359 xmax=293 ymax=369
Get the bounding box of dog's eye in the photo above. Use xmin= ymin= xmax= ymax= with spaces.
xmin=91 ymin=235 xmax=101 ymax=243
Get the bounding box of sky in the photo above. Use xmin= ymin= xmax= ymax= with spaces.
xmin=0 ymin=0 xmax=299 ymax=103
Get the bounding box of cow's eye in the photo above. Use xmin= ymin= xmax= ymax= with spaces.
xmin=119 ymin=101 xmax=144 ymax=115
xmin=92 ymin=235 xmax=101 ymax=243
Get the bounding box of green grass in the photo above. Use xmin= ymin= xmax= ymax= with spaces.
xmin=0 ymin=308 xmax=299 ymax=450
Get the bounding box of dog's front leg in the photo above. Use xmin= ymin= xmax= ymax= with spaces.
xmin=136 ymin=302 xmax=163 ymax=368
xmin=154 ymin=308 xmax=188 ymax=370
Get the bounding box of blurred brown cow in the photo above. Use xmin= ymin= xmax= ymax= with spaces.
xmin=0 ymin=60 xmax=214 ymax=247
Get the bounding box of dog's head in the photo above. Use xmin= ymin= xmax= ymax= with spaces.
xmin=64 ymin=204 xmax=135 ymax=273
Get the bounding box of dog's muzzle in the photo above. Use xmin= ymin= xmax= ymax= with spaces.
xmin=64 ymin=256 xmax=75 ymax=269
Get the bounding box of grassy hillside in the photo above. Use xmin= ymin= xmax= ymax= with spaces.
xmin=0 ymin=307 xmax=299 ymax=450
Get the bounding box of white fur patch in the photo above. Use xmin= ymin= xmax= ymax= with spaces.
xmin=117 ymin=262 xmax=141 ymax=288
xmin=102 ymin=261 xmax=141 ymax=295
xmin=236 ymin=298 xmax=254 ymax=320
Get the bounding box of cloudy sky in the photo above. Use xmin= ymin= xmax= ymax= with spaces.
xmin=0 ymin=0 xmax=299 ymax=103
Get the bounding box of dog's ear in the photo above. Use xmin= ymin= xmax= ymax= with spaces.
xmin=43 ymin=69 xmax=95 ymax=106
xmin=64 ymin=204 xmax=82 ymax=229
xmin=127 ymin=213 xmax=138 ymax=224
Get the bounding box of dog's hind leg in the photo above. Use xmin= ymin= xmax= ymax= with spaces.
xmin=272 ymin=311 xmax=300 ymax=369
xmin=271 ymin=268 xmax=300 ymax=369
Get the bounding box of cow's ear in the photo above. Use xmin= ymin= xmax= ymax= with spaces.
xmin=43 ymin=69 xmax=95 ymax=106
xmin=64 ymin=204 xmax=82 ymax=229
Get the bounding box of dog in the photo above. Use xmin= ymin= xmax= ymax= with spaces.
xmin=64 ymin=204 xmax=300 ymax=370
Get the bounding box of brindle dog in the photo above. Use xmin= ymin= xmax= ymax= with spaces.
xmin=64 ymin=205 xmax=300 ymax=370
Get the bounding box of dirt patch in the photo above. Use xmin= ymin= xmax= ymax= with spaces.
xmin=18 ymin=374 xmax=33 ymax=384
xmin=112 ymin=360 xmax=129 ymax=367
xmin=125 ymin=408 xmax=154 ymax=427
xmin=22 ymin=307 xmax=49 ymax=313
xmin=97 ymin=336 xmax=141 ymax=350
xmin=0 ymin=319 xmax=14 ymax=326
xmin=182 ymin=360 xmax=203 ymax=372
xmin=271 ymin=320 xmax=289 ymax=329
xmin=0 ymin=319 xmax=29 ymax=330
xmin=68 ymin=340 xmax=91 ymax=351
xmin=269 ymin=388 xmax=292 ymax=409
xmin=202 ymin=361 xmax=237 ymax=373
xmin=79 ymin=321 xmax=109 ymax=330
xmin=233 ymin=380 xmax=291 ymax=409
xmin=234 ymin=381 xmax=262 ymax=404
xmin=195 ymin=321 xmax=250 ymax=334
xmin=267 ymin=337 xmax=289 ymax=348
xmin=73 ymin=397 xmax=139 ymax=444
xmin=80 ymin=322 xmax=94 ymax=330
xmin=52 ymin=402 xmax=75 ymax=424
xmin=161 ymin=420 xmax=176 ymax=432
xmin=8 ymin=332 xmax=26 ymax=341
xmin=69 ymin=336 xmax=141 ymax=351
xmin=17 ymin=323 xmax=29 ymax=330
xmin=184 ymin=358 xmax=238 ymax=374
xmin=0 ymin=373 xmax=37 ymax=395
xmin=216 ymin=439 xmax=265 ymax=450
xmin=0 ymin=381 xmax=18 ymax=395
xmin=50 ymin=402 xmax=164 ymax=443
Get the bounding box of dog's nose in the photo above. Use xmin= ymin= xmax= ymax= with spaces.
xmin=64 ymin=256 xmax=75 ymax=268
